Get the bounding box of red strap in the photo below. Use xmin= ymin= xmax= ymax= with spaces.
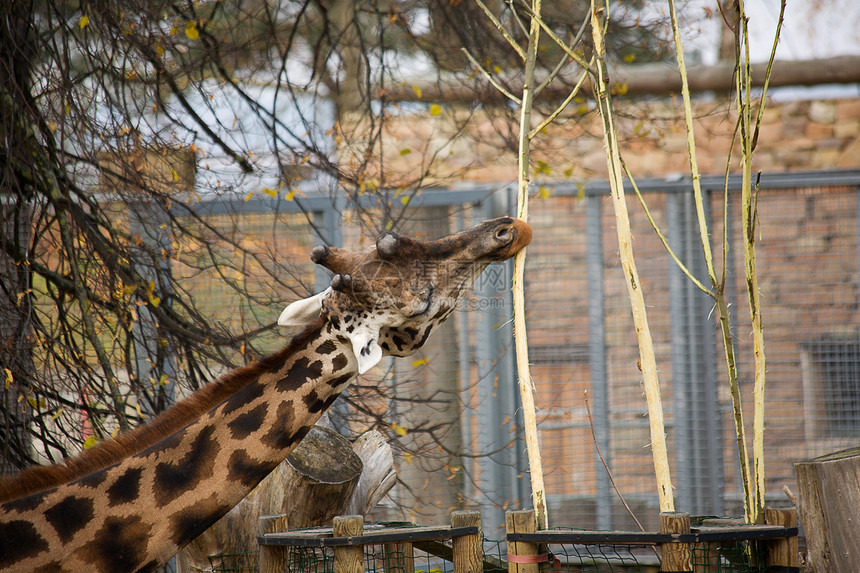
xmin=507 ymin=553 xmax=561 ymax=572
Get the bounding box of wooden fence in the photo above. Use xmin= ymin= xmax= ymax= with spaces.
xmin=256 ymin=508 xmax=798 ymax=572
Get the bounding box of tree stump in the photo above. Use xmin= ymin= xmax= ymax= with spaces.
xmin=178 ymin=426 xmax=393 ymax=572
xmin=347 ymin=430 xmax=396 ymax=516
xmin=795 ymin=445 xmax=860 ymax=573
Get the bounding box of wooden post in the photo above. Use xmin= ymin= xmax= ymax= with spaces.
xmin=795 ymin=446 xmax=860 ymax=573
xmin=659 ymin=512 xmax=692 ymax=573
xmin=452 ymin=510 xmax=482 ymax=573
xmin=333 ymin=515 xmax=364 ymax=573
xmin=383 ymin=540 xmax=414 ymax=573
xmin=506 ymin=509 xmax=539 ymax=573
xmin=259 ymin=514 xmax=289 ymax=573
xmin=765 ymin=507 xmax=798 ymax=569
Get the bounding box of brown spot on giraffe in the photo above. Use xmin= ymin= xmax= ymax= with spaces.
xmin=44 ymin=495 xmax=95 ymax=543
xmin=106 ymin=467 xmax=144 ymax=505
xmin=0 ymin=217 xmax=531 ymax=572
xmin=75 ymin=515 xmax=153 ymax=571
xmin=227 ymin=403 xmax=269 ymax=440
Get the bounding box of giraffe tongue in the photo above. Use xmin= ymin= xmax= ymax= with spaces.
xmin=350 ymin=322 xmax=383 ymax=375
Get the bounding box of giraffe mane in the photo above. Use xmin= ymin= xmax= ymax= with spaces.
xmin=0 ymin=318 xmax=325 ymax=504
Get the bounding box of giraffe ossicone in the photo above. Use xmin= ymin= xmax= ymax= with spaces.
xmin=0 ymin=216 xmax=531 ymax=573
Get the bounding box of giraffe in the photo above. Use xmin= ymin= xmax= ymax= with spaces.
xmin=0 ymin=216 xmax=532 ymax=573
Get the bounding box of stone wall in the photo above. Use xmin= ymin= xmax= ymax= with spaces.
xmin=345 ymin=96 xmax=860 ymax=186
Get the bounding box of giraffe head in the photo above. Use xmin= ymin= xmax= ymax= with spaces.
xmin=279 ymin=216 xmax=532 ymax=374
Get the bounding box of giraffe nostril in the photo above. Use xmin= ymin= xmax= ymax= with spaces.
xmin=495 ymin=226 xmax=512 ymax=242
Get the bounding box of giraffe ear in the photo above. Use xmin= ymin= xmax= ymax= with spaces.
xmin=349 ymin=322 xmax=383 ymax=375
xmin=278 ymin=288 xmax=331 ymax=326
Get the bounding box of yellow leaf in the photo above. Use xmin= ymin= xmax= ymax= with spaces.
xmin=244 ymin=191 xmax=254 ymax=202
xmin=577 ymin=182 xmax=586 ymax=201
xmin=404 ymin=452 xmax=413 ymax=464
xmin=411 ymin=358 xmax=428 ymax=367
xmin=51 ymin=407 xmax=63 ymax=420
xmin=399 ymin=148 xmax=412 ymax=156
xmin=79 ymin=15 xmax=90 ymax=29
xmin=285 ymin=188 xmax=296 ymax=201
xmin=185 ymin=21 xmax=199 ymax=40
xmin=400 ymin=196 xmax=410 ymax=206
xmin=429 ymin=103 xmax=442 ymax=116
xmin=261 ymin=187 xmax=277 ymax=198
xmin=412 ymin=84 xmax=423 ymax=99
xmin=4 ymin=368 xmax=12 ymax=389
xmin=624 ymin=53 xmax=636 ymax=63
xmin=47 ymin=121 xmax=58 ymax=133
xmin=83 ymin=436 xmax=99 ymax=450
xmin=391 ymin=422 xmax=408 ymax=437
xmin=159 ymin=373 xmax=170 ymax=386
xmin=538 ymin=186 xmax=552 ymax=199
xmin=534 ymin=160 xmax=551 ymax=176
xmin=614 ymin=82 xmax=628 ymax=96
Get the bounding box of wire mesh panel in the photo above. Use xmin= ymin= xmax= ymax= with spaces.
xmin=710 ymin=184 xmax=860 ymax=515
xmin=150 ymin=173 xmax=860 ymax=552
xmin=511 ymin=177 xmax=860 ymax=529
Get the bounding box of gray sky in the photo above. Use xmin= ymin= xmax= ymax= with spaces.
xmin=746 ymin=0 xmax=860 ymax=61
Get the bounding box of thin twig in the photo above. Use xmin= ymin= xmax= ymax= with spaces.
xmin=585 ymin=390 xmax=661 ymax=561
xmin=474 ymin=0 xmax=527 ymax=61
xmin=530 ymin=63 xmax=590 ymax=139
xmin=461 ymin=48 xmax=522 ymax=104
xmin=517 ymin=0 xmax=596 ymax=75
xmin=534 ymin=10 xmax=591 ymax=96
xmin=622 ymin=162 xmax=713 ymax=296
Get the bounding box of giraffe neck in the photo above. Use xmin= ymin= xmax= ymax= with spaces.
xmin=0 ymin=320 xmax=357 ymax=573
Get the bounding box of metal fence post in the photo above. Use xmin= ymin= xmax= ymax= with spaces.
xmin=129 ymin=200 xmax=176 ymax=416
xmin=586 ymin=195 xmax=612 ymax=530
xmin=667 ymin=189 xmax=723 ymax=517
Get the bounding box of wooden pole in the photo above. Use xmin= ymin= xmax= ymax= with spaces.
xmin=659 ymin=512 xmax=692 ymax=573
xmin=505 ymin=510 xmax=538 ymax=573
xmin=591 ymin=0 xmax=675 ymax=512
xmin=333 ymin=515 xmax=364 ymax=573
xmin=452 ymin=510 xmax=482 ymax=573
xmin=512 ymin=0 xmax=549 ymax=531
xmin=796 ymin=446 xmax=860 ymax=572
xmin=258 ymin=514 xmax=289 ymax=573
xmin=765 ymin=507 xmax=798 ymax=569
xmin=383 ymin=540 xmax=414 ymax=573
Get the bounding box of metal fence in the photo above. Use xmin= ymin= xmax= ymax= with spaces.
xmin=180 ymin=168 xmax=860 ymax=537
